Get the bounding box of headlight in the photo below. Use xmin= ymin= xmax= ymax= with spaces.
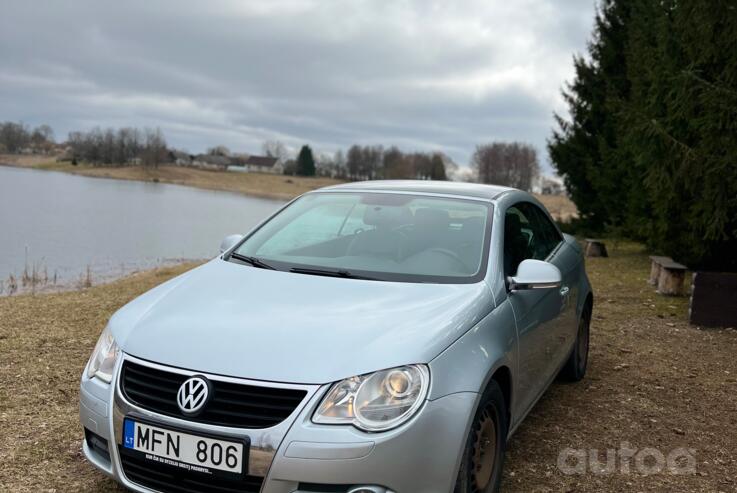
xmin=313 ymin=365 xmax=429 ymax=432
xmin=86 ymin=326 xmax=120 ymax=383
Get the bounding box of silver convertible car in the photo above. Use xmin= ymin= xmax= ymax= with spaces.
xmin=80 ymin=180 xmax=592 ymax=493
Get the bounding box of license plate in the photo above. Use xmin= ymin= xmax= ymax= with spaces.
xmin=123 ymin=418 xmax=247 ymax=477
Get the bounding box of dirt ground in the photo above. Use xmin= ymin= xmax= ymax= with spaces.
xmin=0 ymin=155 xmax=578 ymax=221
xmin=1 ymin=244 xmax=735 ymax=492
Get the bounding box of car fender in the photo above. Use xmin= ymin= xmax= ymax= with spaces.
xmin=427 ymin=299 xmax=517 ymax=404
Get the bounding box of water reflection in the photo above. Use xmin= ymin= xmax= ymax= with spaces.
xmin=0 ymin=166 xmax=282 ymax=294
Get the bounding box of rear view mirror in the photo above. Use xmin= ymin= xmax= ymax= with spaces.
xmin=219 ymin=234 xmax=244 ymax=254
xmin=508 ymin=259 xmax=562 ymax=291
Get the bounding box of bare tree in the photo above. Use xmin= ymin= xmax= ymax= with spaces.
xmin=383 ymin=146 xmax=410 ymax=179
xmin=262 ymin=140 xmax=288 ymax=163
xmin=471 ymin=142 xmax=539 ymax=191
xmin=343 ymin=144 xmax=450 ymax=181
xmin=346 ymin=145 xmax=362 ymax=180
xmin=31 ymin=124 xmax=54 ymax=147
xmin=0 ymin=122 xmax=30 ymax=153
xmin=67 ymin=126 xmax=149 ymax=165
xmin=141 ymin=128 xmax=167 ymax=168
xmin=207 ymin=145 xmax=231 ymax=157
xmin=332 ymin=149 xmax=346 ymax=178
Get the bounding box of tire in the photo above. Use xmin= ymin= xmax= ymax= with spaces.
xmin=454 ymin=380 xmax=508 ymax=493
xmin=560 ymin=305 xmax=591 ymax=382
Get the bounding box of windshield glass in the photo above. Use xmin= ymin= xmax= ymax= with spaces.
xmin=231 ymin=191 xmax=492 ymax=283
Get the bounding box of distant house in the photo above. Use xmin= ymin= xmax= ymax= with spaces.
xmin=192 ymin=154 xmax=231 ymax=170
xmin=231 ymin=155 xmax=280 ymax=174
xmin=536 ymin=176 xmax=566 ymax=196
xmin=168 ymin=150 xmax=193 ymax=166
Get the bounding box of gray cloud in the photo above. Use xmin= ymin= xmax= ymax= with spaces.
xmin=0 ymin=0 xmax=596 ymax=172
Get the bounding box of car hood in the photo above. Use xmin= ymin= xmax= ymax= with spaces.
xmin=110 ymin=259 xmax=492 ymax=384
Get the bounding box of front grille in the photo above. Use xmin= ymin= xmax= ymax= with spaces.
xmin=120 ymin=360 xmax=307 ymax=428
xmin=119 ymin=447 xmax=263 ymax=493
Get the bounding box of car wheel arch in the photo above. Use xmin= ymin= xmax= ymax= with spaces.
xmin=475 ymin=364 xmax=513 ymax=436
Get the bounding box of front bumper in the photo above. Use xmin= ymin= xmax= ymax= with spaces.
xmin=80 ymin=354 xmax=476 ymax=493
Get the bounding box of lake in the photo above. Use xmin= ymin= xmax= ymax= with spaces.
xmin=0 ymin=166 xmax=283 ymax=294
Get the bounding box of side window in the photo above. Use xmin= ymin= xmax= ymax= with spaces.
xmin=503 ymin=202 xmax=560 ymax=276
xmin=527 ymin=204 xmax=563 ymax=255
xmin=504 ymin=206 xmax=533 ymax=276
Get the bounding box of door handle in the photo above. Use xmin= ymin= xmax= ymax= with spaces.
xmin=559 ymin=286 xmax=570 ymax=297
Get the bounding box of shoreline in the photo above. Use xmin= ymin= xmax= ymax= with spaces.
xmin=0 ymin=259 xmax=202 ymax=298
xmin=0 ymin=156 xmax=344 ymax=202
xmin=0 ymin=155 xmax=579 ymax=221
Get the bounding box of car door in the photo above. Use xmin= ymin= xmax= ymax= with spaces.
xmin=526 ymin=204 xmax=579 ymax=366
xmin=503 ymin=202 xmax=567 ymax=415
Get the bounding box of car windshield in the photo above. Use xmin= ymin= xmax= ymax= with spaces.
xmin=230 ymin=191 xmax=492 ymax=283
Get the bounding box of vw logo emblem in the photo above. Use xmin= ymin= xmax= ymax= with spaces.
xmin=177 ymin=376 xmax=211 ymax=416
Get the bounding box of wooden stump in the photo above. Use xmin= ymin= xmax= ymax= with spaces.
xmin=657 ymin=268 xmax=686 ymax=295
xmin=689 ymin=272 xmax=737 ymax=327
xmin=649 ymin=256 xmax=688 ymax=295
xmin=584 ymin=239 xmax=608 ymax=258
xmin=655 ymin=259 xmax=687 ymax=296
xmin=649 ymin=256 xmax=672 ymax=285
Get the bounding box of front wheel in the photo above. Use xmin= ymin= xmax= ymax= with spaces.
xmin=454 ymin=381 xmax=508 ymax=493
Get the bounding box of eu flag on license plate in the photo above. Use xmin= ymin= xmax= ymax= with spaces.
xmin=123 ymin=419 xmax=135 ymax=449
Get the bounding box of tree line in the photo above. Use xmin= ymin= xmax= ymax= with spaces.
xmin=285 ymin=145 xmax=449 ymax=181
xmin=67 ymin=127 xmax=168 ymax=168
xmin=280 ymin=142 xmax=539 ymax=189
xmin=2 ymin=119 xmax=542 ymax=191
xmin=472 ymin=142 xmax=539 ymax=191
xmin=0 ymin=121 xmax=55 ymax=154
xmin=548 ymin=0 xmax=737 ymax=271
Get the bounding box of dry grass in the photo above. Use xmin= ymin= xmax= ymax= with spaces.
xmin=0 ymin=154 xmax=54 ymax=167
xmin=536 ymin=193 xmax=578 ymax=222
xmin=1 ymin=243 xmax=735 ymax=491
xmin=0 ymin=263 xmax=199 ymax=492
xmin=0 ymin=154 xmax=577 ymax=219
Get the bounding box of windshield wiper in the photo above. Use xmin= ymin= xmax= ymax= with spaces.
xmin=229 ymin=252 xmax=277 ymax=270
xmin=289 ymin=267 xmax=377 ymax=280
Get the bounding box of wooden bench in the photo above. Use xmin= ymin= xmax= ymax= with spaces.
xmin=649 ymin=256 xmax=688 ymax=296
xmin=584 ymin=239 xmax=608 ymax=257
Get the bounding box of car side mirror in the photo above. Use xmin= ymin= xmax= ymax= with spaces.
xmin=507 ymin=259 xmax=562 ymax=291
xmin=219 ymin=234 xmax=244 ymax=254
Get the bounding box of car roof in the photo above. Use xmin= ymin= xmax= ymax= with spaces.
xmin=318 ymin=180 xmax=516 ymax=201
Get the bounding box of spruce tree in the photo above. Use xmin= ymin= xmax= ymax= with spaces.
xmin=549 ymin=1 xmax=635 ymax=233
xmin=550 ymin=0 xmax=737 ymax=270
xmin=296 ymin=145 xmax=316 ymax=176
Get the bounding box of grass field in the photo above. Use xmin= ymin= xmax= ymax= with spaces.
xmin=0 ymin=154 xmax=578 ymax=220
xmin=1 ymin=243 xmax=735 ymax=492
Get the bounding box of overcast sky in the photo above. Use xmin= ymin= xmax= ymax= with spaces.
xmin=0 ymin=0 xmax=596 ymax=173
